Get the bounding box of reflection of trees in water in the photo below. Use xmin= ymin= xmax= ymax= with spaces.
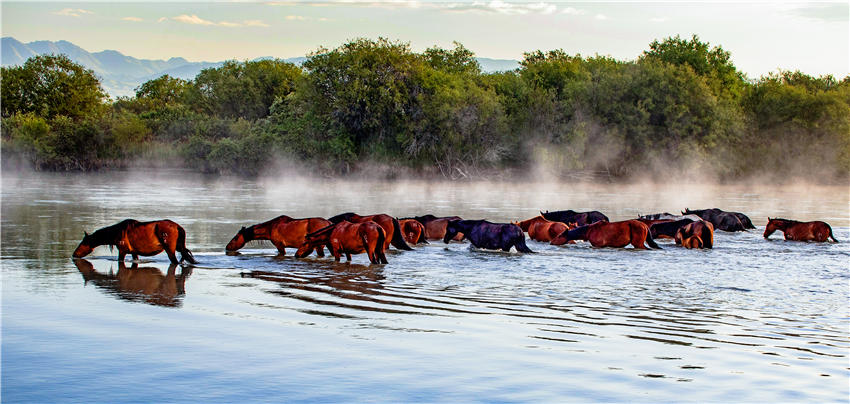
xmin=74 ymin=259 xmax=192 ymax=307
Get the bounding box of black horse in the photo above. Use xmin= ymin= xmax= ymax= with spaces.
xmin=443 ymin=220 xmax=533 ymax=253
xmin=540 ymin=209 xmax=609 ymax=226
xmin=682 ymin=208 xmax=749 ymax=232
xmin=649 ymin=219 xmax=696 ymax=239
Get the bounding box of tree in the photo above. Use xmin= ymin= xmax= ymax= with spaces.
xmin=1 ymin=54 xmax=106 ymax=120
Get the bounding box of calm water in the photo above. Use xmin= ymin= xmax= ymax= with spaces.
xmin=2 ymin=171 xmax=848 ymax=402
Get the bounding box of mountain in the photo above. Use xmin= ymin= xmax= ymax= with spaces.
xmin=1 ymin=37 xmax=520 ymax=98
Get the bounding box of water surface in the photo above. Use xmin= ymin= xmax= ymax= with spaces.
xmin=2 ymin=171 xmax=848 ymax=402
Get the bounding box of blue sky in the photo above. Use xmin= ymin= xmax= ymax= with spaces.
xmin=2 ymin=1 xmax=848 ymax=78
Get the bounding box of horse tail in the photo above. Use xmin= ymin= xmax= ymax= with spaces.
xmin=177 ymin=226 xmax=198 ymax=264
xmin=514 ymin=236 xmax=535 ymax=254
xmin=390 ymin=218 xmax=413 ymax=250
xmin=416 ymin=222 xmax=429 ymax=244
xmin=828 ymin=224 xmax=839 ymax=242
xmin=644 ymin=228 xmax=662 ymax=250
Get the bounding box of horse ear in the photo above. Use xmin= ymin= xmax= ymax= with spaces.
xmin=84 ymin=231 xmax=89 ymax=237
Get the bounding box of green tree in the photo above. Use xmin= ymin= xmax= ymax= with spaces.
xmin=0 ymin=54 xmax=106 ymax=120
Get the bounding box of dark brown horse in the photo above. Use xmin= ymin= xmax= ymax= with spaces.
xmin=648 ymin=219 xmax=695 ymax=239
xmin=295 ymin=221 xmax=388 ymax=264
xmin=550 ymin=220 xmax=661 ymax=249
xmin=328 ymin=213 xmax=412 ymax=250
xmin=675 ymin=220 xmax=714 ymax=249
xmin=540 ymin=209 xmax=609 ymax=226
xmin=513 ymin=216 xmax=575 ymax=243
xmin=399 ymin=219 xmax=428 ymax=244
xmin=764 ymin=218 xmax=838 ymax=242
xmin=682 ymin=208 xmax=749 ymax=232
xmin=225 ymin=215 xmax=331 ymax=256
xmin=73 ymin=219 xmax=197 ymax=264
xmin=74 ymin=259 xmax=191 ymax=307
xmin=401 ymin=214 xmax=464 ymax=241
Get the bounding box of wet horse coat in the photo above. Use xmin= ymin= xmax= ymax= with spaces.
xmin=444 ymin=220 xmax=534 ymax=253
xmin=328 ymin=213 xmax=413 ymax=251
xmin=225 ymin=215 xmax=331 ymax=256
xmin=73 ymin=219 xmax=197 ymax=264
xmin=541 ymin=210 xmax=609 ymax=226
xmin=296 ymin=221 xmax=389 ymax=264
xmin=764 ymin=218 xmax=838 ymax=242
xmin=551 ymin=220 xmax=661 ymax=249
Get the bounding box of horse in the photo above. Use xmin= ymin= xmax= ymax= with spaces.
xmin=225 ymin=215 xmax=331 ymax=256
xmin=648 ymin=219 xmax=697 ymax=239
xmin=550 ymin=220 xmax=661 ymax=249
xmin=443 ymin=220 xmax=533 ymax=253
xmin=639 ymin=212 xmax=703 ymax=222
xmin=674 ymin=220 xmax=714 ymax=249
xmin=73 ymin=219 xmax=197 ymax=264
xmin=682 ymin=208 xmax=749 ymax=232
xmin=398 ymin=219 xmax=428 ymax=244
xmin=764 ymin=218 xmax=838 ymax=242
xmin=512 ymin=216 xmax=575 ymax=243
xmin=74 ymin=259 xmax=191 ymax=307
xmin=540 ymin=209 xmax=609 ymax=226
xmin=402 ymin=214 xmax=464 ymax=241
xmin=328 ymin=213 xmax=413 ymax=251
xmin=295 ymin=221 xmax=388 ymax=264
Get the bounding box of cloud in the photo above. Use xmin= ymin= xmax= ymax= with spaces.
xmin=594 ymin=13 xmax=607 ymax=20
xmin=122 ymin=17 xmax=144 ymax=22
xmin=561 ymin=7 xmax=586 ymax=15
xmin=285 ymin=15 xmax=308 ymax=20
xmin=166 ymin=14 xmax=270 ymax=27
xmin=53 ymin=8 xmax=93 ymax=17
xmin=444 ymin=1 xmax=559 ymax=15
xmin=650 ymin=17 xmax=667 ymax=23
xmin=784 ymin=3 xmax=848 ymax=22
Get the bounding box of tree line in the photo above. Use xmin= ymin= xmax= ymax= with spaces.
xmin=2 ymin=35 xmax=848 ymax=182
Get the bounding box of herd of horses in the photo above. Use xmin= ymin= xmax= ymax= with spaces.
xmin=72 ymin=208 xmax=839 ymax=265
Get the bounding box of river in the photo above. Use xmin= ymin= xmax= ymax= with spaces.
xmin=2 ymin=170 xmax=848 ymax=402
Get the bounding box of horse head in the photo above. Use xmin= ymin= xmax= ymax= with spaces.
xmin=443 ymin=220 xmax=463 ymax=244
xmin=225 ymin=226 xmax=251 ymax=251
xmin=72 ymin=231 xmax=95 ymax=258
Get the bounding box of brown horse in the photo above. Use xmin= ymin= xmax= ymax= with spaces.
xmin=675 ymin=220 xmax=714 ymax=249
xmin=764 ymin=218 xmax=838 ymax=242
xmin=399 ymin=219 xmax=428 ymax=244
xmin=513 ymin=216 xmax=575 ymax=243
xmin=403 ymin=215 xmax=465 ymax=241
xmin=295 ymin=221 xmax=388 ymax=264
xmin=328 ymin=213 xmax=413 ymax=250
xmin=225 ymin=215 xmax=331 ymax=256
xmin=74 ymin=259 xmax=191 ymax=307
xmin=73 ymin=219 xmax=197 ymax=264
xmin=550 ymin=220 xmax=661 ymax=249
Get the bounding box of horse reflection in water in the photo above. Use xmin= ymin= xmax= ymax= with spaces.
xmin=239 ymin=262 xmax=421 ymax=315
xmin=73 ymin=259 xmax=192 ymax=307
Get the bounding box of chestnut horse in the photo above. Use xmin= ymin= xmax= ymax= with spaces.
xmin=225 ymin=215 xmax=331 ymax=256
xmin=401 ymin=214 xmax=464 ymax=241
xmin=399 ymin=219 xmax=428 ymax=244
xmin=550 ymin=220 xmax=661 ymax=249
xmin=513 ymin=216 xmax=575 ymax=243
xmin=675 ymin=220 xmax=714 ymax=249
xmin=295 ymin=221 xmax=388 ymax=264
xmin=764 ymin=218 xmax=838 ymax=242
xmin=328 ymin=213 xmax=413 ymax=251
xmin=73 ymin=219 xmax=197 ymax=264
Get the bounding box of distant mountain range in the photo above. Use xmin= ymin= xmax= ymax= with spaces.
xmin=1 ymin=37 xmax=520 ymax=98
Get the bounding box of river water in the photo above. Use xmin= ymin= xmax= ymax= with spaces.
xmin=2 ymin=170 xmax=848 ymax=402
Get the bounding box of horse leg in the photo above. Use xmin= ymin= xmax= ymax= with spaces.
xmin=346 ymin=253 xmax=352 ymax=262
xmin=118 ymin=251 xmax=127 ymax=262
xmin=132 ymin=253 xmax=139 ymax=261
xmin=331 ymin=241 xmax=342 ymax=262
xmin=315 ymin=245 xmax=325 ymax=257
xmin=631 ymin=231 xmax=648 ymax=249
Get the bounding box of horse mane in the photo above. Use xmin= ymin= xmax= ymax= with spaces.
xmin=306 ymin=222 xmax=337 ymax=239
xmin=88 ymin=219 xmax=137 ymax=245
xmin=566 ymin=223 xmax=592 ymax=240
xmin=328 ymin=212 xmax=356 ymax=224
xmin=770 ymin=218 xmax=800 ymax=224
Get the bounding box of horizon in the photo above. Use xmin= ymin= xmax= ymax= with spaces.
xmin=1 ymin=1 xmax=848 ymax=79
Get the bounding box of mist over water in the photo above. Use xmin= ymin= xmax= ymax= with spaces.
xmin=2 ymin=169 xmax=848 ymax=402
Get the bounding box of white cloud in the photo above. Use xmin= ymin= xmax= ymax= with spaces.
xmin=285 ymin=15 xmax=308 ymax=20
xmin=122 ymin=17 xmax=144 ymax=22
xmin=444 ymin=1 xmax=559 ymax=15
xmin=53 ymin=8 xmax=93 ymax=18
xmin=594 ymin=13 xmax=607 ymax=20
xmin=173 ymin=14 xmax=216 ymax=25
xmin=166 ymin=14 xmax=270 ymax=28
xmin=560 ymin=7 xmax=586 ymax=16
xmin=244 ymin=20 xmax=271 ymax=27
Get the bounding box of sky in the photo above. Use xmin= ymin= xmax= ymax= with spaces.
xmin=1 ymin=1 xmax=848 ymax=79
